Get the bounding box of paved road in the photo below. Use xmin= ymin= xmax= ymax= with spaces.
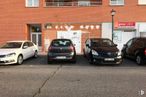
xmin=0 ymin=55 xmax=146 ymax=97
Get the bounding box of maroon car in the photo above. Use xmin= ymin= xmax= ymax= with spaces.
xmin=122 ymin=37 xmax=146 ymax=65
xmin=47 ymin=39 xmax=76 ymax=64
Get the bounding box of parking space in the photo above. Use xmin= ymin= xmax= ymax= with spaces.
xmin=20 ymin=54 xmax=145 ymax=67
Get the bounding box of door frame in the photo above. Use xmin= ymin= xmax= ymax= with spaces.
xmin=30 ymin=32 xmax=42 ymax=50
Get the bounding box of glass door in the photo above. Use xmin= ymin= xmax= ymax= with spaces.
xmin=31 ymin=32 xmax=42 ymax=50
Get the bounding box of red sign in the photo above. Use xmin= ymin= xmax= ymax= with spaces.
xmin=115 ymin=22 xmax=135 ymax=28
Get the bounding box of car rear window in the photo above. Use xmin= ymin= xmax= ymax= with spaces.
xmin=51 ymin=40 xmax=72 ymax=47
xmin=141 ymin=39 xmax=146 ymax=46
xmin=138 ymin=38 xmax=146 ymax=47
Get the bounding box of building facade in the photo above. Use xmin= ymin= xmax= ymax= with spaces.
xmin=0 ymin=0 xmax=146 ymax=53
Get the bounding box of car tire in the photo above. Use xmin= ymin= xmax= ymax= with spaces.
xmin=89 ymin=53 xmax=94 ymax=64
xmin=34 ymin=51 xmax=38 ymax=58
xmin=47 ymin=61 xmax=52 ymax=64
xmin=136 ymin=55 xmax=143 ymax=65
xmin=121 ymin=51 xmax=126 ymax=58
xmin=83 ymin=49 xmax=86 ymax=57
xmin=47 ymin=57 xmax=52 ymax=64
xmin=70 ymin=58 xmax=76 ymax=64
xmin=17 ymin=55 xmax=23 ymax=65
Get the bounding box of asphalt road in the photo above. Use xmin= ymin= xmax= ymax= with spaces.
xmin=0 ymin=55 xmax=146 ymax=97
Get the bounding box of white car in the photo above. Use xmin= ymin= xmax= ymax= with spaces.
xmin=0 ymin=40 xmax=38 ymax=65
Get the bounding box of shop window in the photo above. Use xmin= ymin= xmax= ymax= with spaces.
xmin=138 ymin=0 xmax=146 ymax=5
xmin=110 ymin=0 xmax=124 ymax=5
xmin=26 ymin=0 xmax=39 ymax=7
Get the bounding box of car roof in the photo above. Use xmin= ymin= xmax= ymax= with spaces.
xmin=133 ymin=37 xmax=146 ymax=39
xmin=89 ymin=38 xmax=111 ymax=41
xmin=52 ymin=39 xmax=71 ymax=41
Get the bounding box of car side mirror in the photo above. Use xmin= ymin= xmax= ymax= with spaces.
xmin=123 ymin=44 xmax=127 ymax=47
xmin=23 ymin=46 xmax=28 ymax=49
xmin=86 ymin=44 xmax=89 ymax=47
xmin=114 ymin=44 xmax=117 ymax=47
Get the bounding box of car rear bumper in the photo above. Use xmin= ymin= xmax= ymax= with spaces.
xmin=92 ymin=55 xmax=122 ymax=65
xmin=47 ymin=53 xmax=76 ymax=61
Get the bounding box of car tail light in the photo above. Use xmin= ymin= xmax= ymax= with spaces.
xmin=70 ymin=46 xmax=74 ymax=51
xmin=48 ymin=47 xmax=52 ymax=51
xmin=144 ymin=49 xmax=146 ymax=55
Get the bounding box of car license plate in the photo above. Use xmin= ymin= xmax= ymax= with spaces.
xmin=56 ymin=56 xmax=66 ymax=59
xmin=104 ymin=58 xmax=115 ymax=61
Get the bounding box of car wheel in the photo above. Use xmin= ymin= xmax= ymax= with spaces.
xmin=121 ymin=51 xmax=126 ymax=58
xmin=47 ymin=57 xmax=52 ymax=64
xmin=136 ymin=55 xmax=143 ymax=65
xmin=83 ymin=49 xmax=86 ymax=57
xmin=89 ymin=53 xmax=94 ymax=64
xmin=34 ymin=51 xmax=38 ymax=58
xmin=17 ymin=55 xmax=23 ymax=65
xmin=70 ymin=58 xmax=76 ymax=64
xmin=47 ymin=61 xmax=52 ymax=64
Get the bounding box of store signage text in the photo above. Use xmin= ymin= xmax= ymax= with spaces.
xmin=115 ymin=22 xmax=135 ymax=28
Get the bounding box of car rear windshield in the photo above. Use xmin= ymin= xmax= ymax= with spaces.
xmin=1 ymin=42 xmax=22 ymax=48
xmin=140 ymin=39 xmax=146 ymax=47
xmin=51 ymin=40 xmax=72 ymax=47
xmin=92 ymin=39 xmax=114 ymax=47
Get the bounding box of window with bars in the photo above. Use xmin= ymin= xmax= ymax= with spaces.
xmin=26 ymin=0 xmax=39 ymax=7
xmin=110 ymin=0 xmax=124 ymax=5
xmin=44 ymin=0 xmax=102 ymax=7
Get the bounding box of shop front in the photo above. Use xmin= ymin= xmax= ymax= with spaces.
xmin=43 ymin=23 xmax=101 ymax=54
xmin=114 ymin=22 xmax=137 ymax=50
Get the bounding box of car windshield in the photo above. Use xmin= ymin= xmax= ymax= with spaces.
xmin=1 ymin=42 xmax=22 ymax=48
xmin=51 ymin=40 xmax=72 ymax=47
xmin=92 ymin=39 xmax=114 ymax=47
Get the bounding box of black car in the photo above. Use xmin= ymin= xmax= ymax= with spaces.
xmin=83 ymin=38 xmax=122 ymax=64
xmin=47 ymin=39 xmax=76 ymax=64
xmin=122 ymin=37 xmax=146 ymax=65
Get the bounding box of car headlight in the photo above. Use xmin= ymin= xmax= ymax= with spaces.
xmin=6 ymin=53 xmax=16 ymax=57
xmin=117 ymin=51 xmax=121 ymax=56
xmin=92 ymin=50 xmax=99 ymax=56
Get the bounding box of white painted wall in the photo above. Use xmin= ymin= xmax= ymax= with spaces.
xmin=102 ymin=22 xmax=136 ymax=51
xmin=136 ymin=22 xmax=146 ymax=37
xmin=102 ymin=23 xmax=112 ymax=40
xmin=57 ymin=30 xmax=82 ymax=54
xmin=114 ymin=31 xmax=136 ymax=51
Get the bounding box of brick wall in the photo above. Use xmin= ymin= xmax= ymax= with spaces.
xmin=0 ymin=0 xmax=146 ymax=48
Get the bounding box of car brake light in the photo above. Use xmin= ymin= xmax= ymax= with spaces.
xmin=70 ymin=46 xmax=74 ymax=51
xmin=48 ymin=47 xmax=52 ymax=51
xmin=144 ymin=49 xmax=146 ymax=55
